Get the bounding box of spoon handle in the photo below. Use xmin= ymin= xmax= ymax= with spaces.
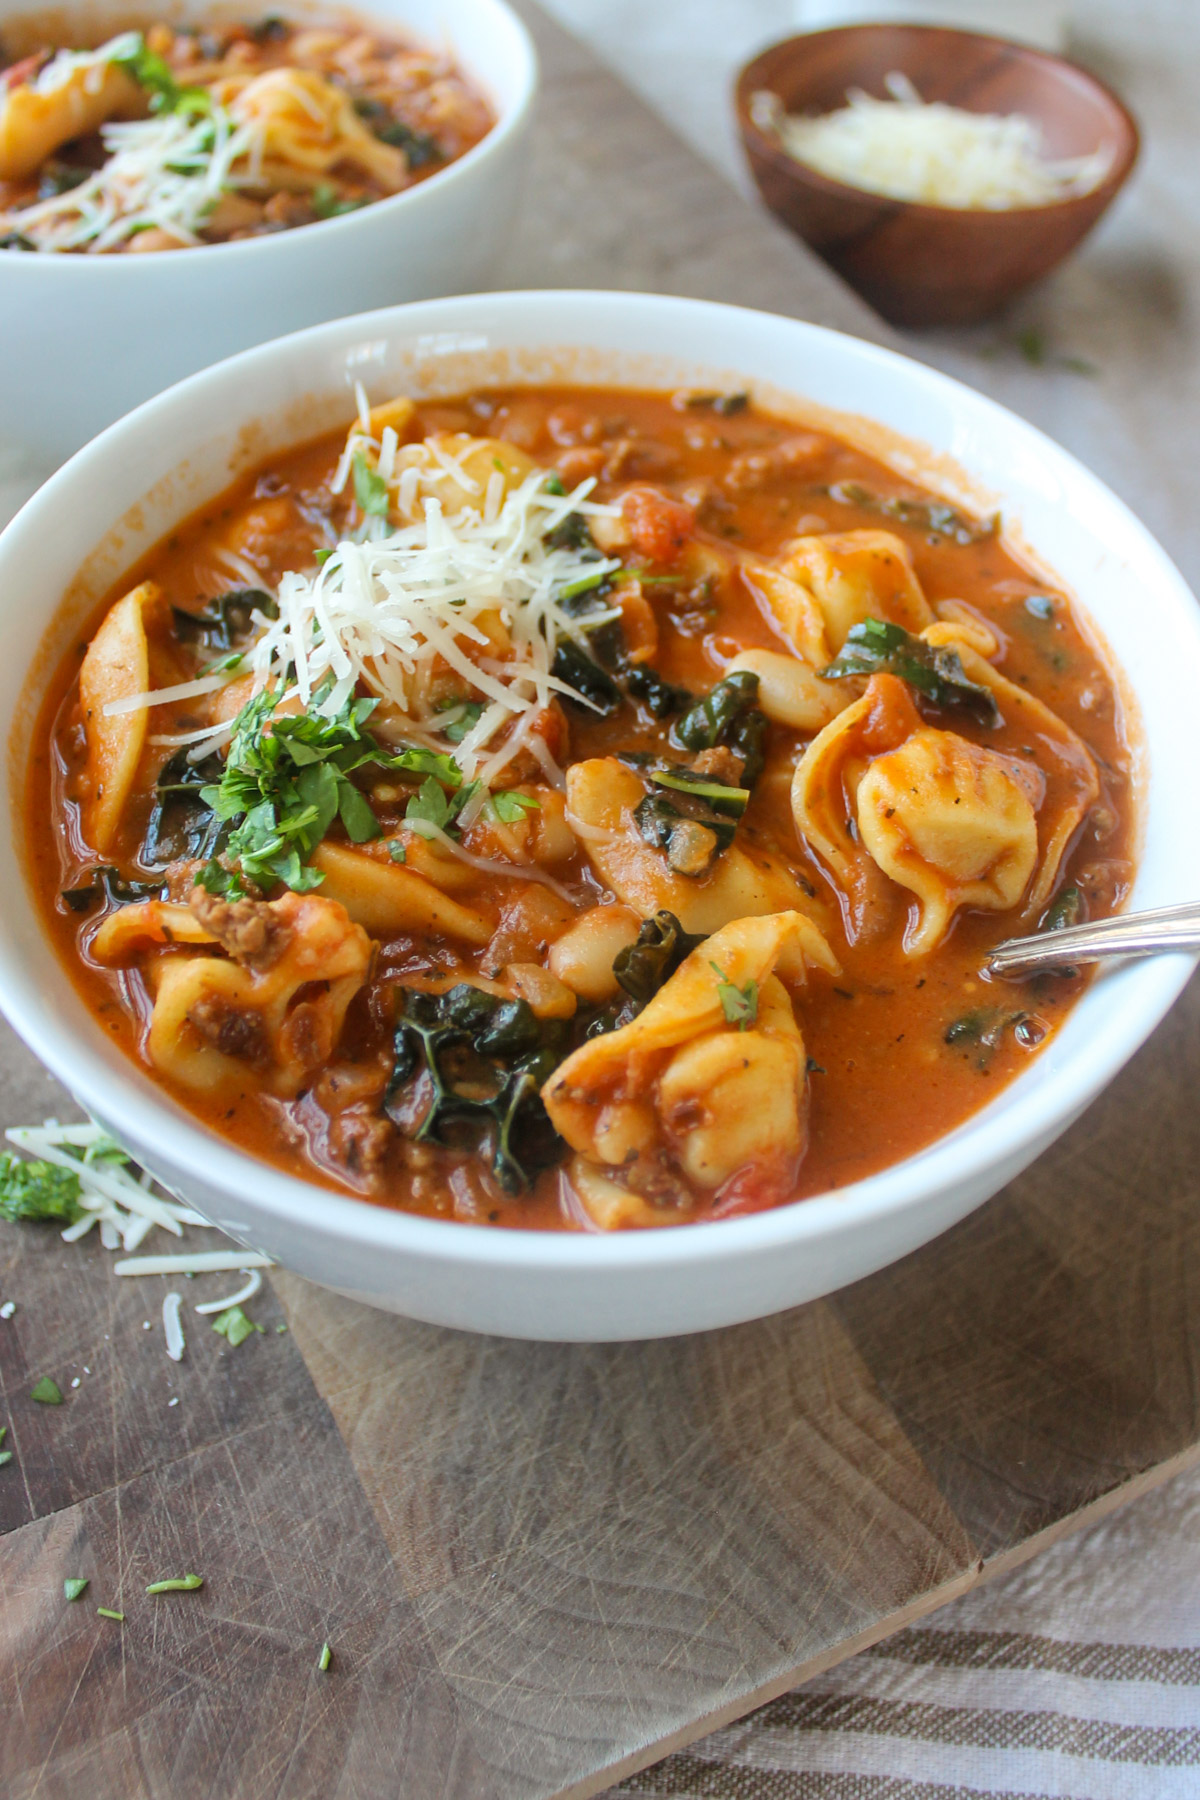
xmin=988 ymin=901 xmax=1200 ymax=978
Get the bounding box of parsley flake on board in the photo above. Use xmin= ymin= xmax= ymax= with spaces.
xmin=0 ymin=1153 xmax=83 ymax=1224
xmin=64 ymin=1578 xmax=90 ymax=1602
xmin=0 ymin=1451 xmax=11 ymax=1469
xmin=318 ymin=1641 xmax=333 ymax=1671
xmin=97 ymin=1607 xmax=124 ymax=1622
xmin=146 ymin=1574 xmax=204 ymax=1594
xmin=30 ymin=1377 xmax=63 ymax=1405
xmin=211 ymin=1305 xmax=263 ymax=1346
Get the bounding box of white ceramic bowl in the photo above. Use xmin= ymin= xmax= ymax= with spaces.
xmin=1 ymin=290 xmax=1197 ymax=1341
xmin=0 ymin=0 xmax=536 ymax=463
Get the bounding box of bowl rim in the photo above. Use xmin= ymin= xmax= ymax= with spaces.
xmin=0 ymin=288 xmax=1196 ymax=1280
xmin=0 ymin=0 xmax=538 ymax=272
xmin=734 ymin=20 xmax=1140 ymax=221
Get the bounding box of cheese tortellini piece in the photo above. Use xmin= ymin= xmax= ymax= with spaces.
xmin=227 ymin=67 xmax=406 ymax=189
xmin=793 ymin=673 xmax=1046 ymax=955
xmin=744 ymin=530 xmax=934 ymax=668
xmin=141 ymin=891 xmax=372 ymax=1097
xmin=78 ymin=581 xmax=170 ymax=854
xmin=0 ymin=58 xmax=141 ymax=182
xmin=565 ymin=757 xmax=824 ymax=936
xmin=857 ymin=727 xmax=1039 ymax=955
xmin=544 ymin=912 xmax=839 ymax=1219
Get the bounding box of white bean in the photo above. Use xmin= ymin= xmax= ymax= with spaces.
xmin=727 ymin=648 xmax=847 ymax=731
xmin=548 ymin=904 xmax=641 ymax=1002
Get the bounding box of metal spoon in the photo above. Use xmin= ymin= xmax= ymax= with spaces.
xmin=988 ymin=901 xmax=1200 ymax=979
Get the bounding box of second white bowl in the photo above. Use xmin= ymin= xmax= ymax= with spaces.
xmin=0 ymin=0 xmax=537 ymax=462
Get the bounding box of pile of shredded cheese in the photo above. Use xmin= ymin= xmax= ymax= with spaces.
xmin=752 ymin=72 xmax=1111 ymax=210
xmin=2 ymin=33 xmax=263 ymax=252
xmin=3 ymin=1120 xmax=273 ymax=1363
xmin=141 ymin=403 xmax=626 ymax=796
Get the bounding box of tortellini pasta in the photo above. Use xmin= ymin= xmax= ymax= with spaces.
xmin=543 ymin=914 xmax=834 ymax=1224
xmin=143 ymin=892 xmax=372 ymax=1096
xmin=544 ymin=912 xmax=839 ymax=1218
xmin=226 ymin=68 xmax=406 ymax=189
xmin=565 ymin=757 xmax=825 ymax=936
xmin=308 ymin=841 xmax=493 ymax=944
xmin=78 ymin=581 xmax=169 ymax=854
xmin=0 ymin=58 xmax=141 ymax=182
xmin=744 ymin=530 xmax=934 ymax=668
xmin=793 ymin=673 xmax=1043 ymax=955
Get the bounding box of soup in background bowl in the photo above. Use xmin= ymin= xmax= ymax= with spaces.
xmin=0 ymin=0 xmax=536 ymax=459
xmin=0 ymin=290 xmax=1196 ymax=1340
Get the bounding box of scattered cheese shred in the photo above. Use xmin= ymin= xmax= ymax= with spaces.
xmin=114 ymin=1250 xmax=274 ymax=1277
xmin=162 ymin=1291 xmax=185 ymax=1362
xmin=752 ymin=72 xmax=1112 ymax=210
xmin=193 ymin=1268 xmax=263 ymax=1315
xmin=235 ymin=463 xmax=623 ymax=782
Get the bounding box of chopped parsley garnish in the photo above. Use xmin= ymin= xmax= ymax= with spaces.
xmin=405 ymin=775 xmax=466 ymax=834
xmin=486 ymin=790 xmax=540 ymax=825
xmin=441 ymin=700 xmax=484 ymax=744
xmin=318 ymin=1641 xmax=333 ymax=1671
xmin=312 ymin=183 xmax=368 ymax=220
xmin=352 ymin=451 xmax=390 ymax=517
xmin=820 ymin=618 xmax=1002 ymax=727
xmin=113 ymin=36 xmax=211 ymax=116
xmin=146 ymin=1574 xmax=204 ymax=1594
xmin=97 ymin=1607 xmax=125 ymax=1622
xmin=30 ymin=1377 xmax=63 ymax=1405
xmin=386 ymin=839 xmax=407 ymax=863
xmin=196 ymin=679 xmax=465 ymax=896
xmin=64 ymin=1578 xmax=90 ymax=1602
xmin=0 ymin=1450 xmax=11 ymax=1469
xmin=711 ymin=963 xmax=758 ymax=1030
xmin=211 ymin=1306 xmax=263 ymax=1347
xmin=0 ymin=1153 xmax=83 ymax=1224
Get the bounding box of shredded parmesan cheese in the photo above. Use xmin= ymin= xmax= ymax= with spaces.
xmin=164 ymin=456 xmax=625 ymax=784
xmin=752 ymin=73 xmax=1112 ymax=210
xmin=2 ymin=61 xmax=265 ymax=251
xmin=114 ymin=1250 xmax=274 ymax=1277
xmin=193 ymin=1268 xmax=263 ymax=1314
xmin=162 ymin=1291 xmax=185 ymax=1361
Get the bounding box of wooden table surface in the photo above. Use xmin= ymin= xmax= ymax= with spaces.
xmin=2 ymin=6 xmax=1198 ymax=1797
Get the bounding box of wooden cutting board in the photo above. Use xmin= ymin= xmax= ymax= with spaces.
xmin=3 ymin=6 xmax=1199 ymax=1797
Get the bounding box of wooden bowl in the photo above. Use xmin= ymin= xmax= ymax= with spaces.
xmin=735 ymin=24 xmax=1139 ymax=329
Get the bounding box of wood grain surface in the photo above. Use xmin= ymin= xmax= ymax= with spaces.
xmin=2 ymin=5 xmax=1198 ymax=1798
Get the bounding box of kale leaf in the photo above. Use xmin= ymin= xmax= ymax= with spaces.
xmin=61 ymin=866 xmax=167 ymax=912
xmin=612 ymin=911 xmax=704 ymax=1005
xmin=819 ymin=619 xmax=1002 ymax=727
xmin=672 ymin=670 xmax=768 ymax=785
xmin=386 ymin=985 xmax=569 ymax=1193
xmin=171 ymin=589 xmax=277 ymax=651
xmin=825 ymin=481 xmax=999 ymax=546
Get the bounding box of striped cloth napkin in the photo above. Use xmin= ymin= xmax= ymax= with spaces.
xmin=610 ymin=1462 xmax=1200 ymax=1798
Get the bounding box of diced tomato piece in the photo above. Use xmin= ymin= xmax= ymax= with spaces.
xmin=620 ymin=486 xmax=696 ymax=564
